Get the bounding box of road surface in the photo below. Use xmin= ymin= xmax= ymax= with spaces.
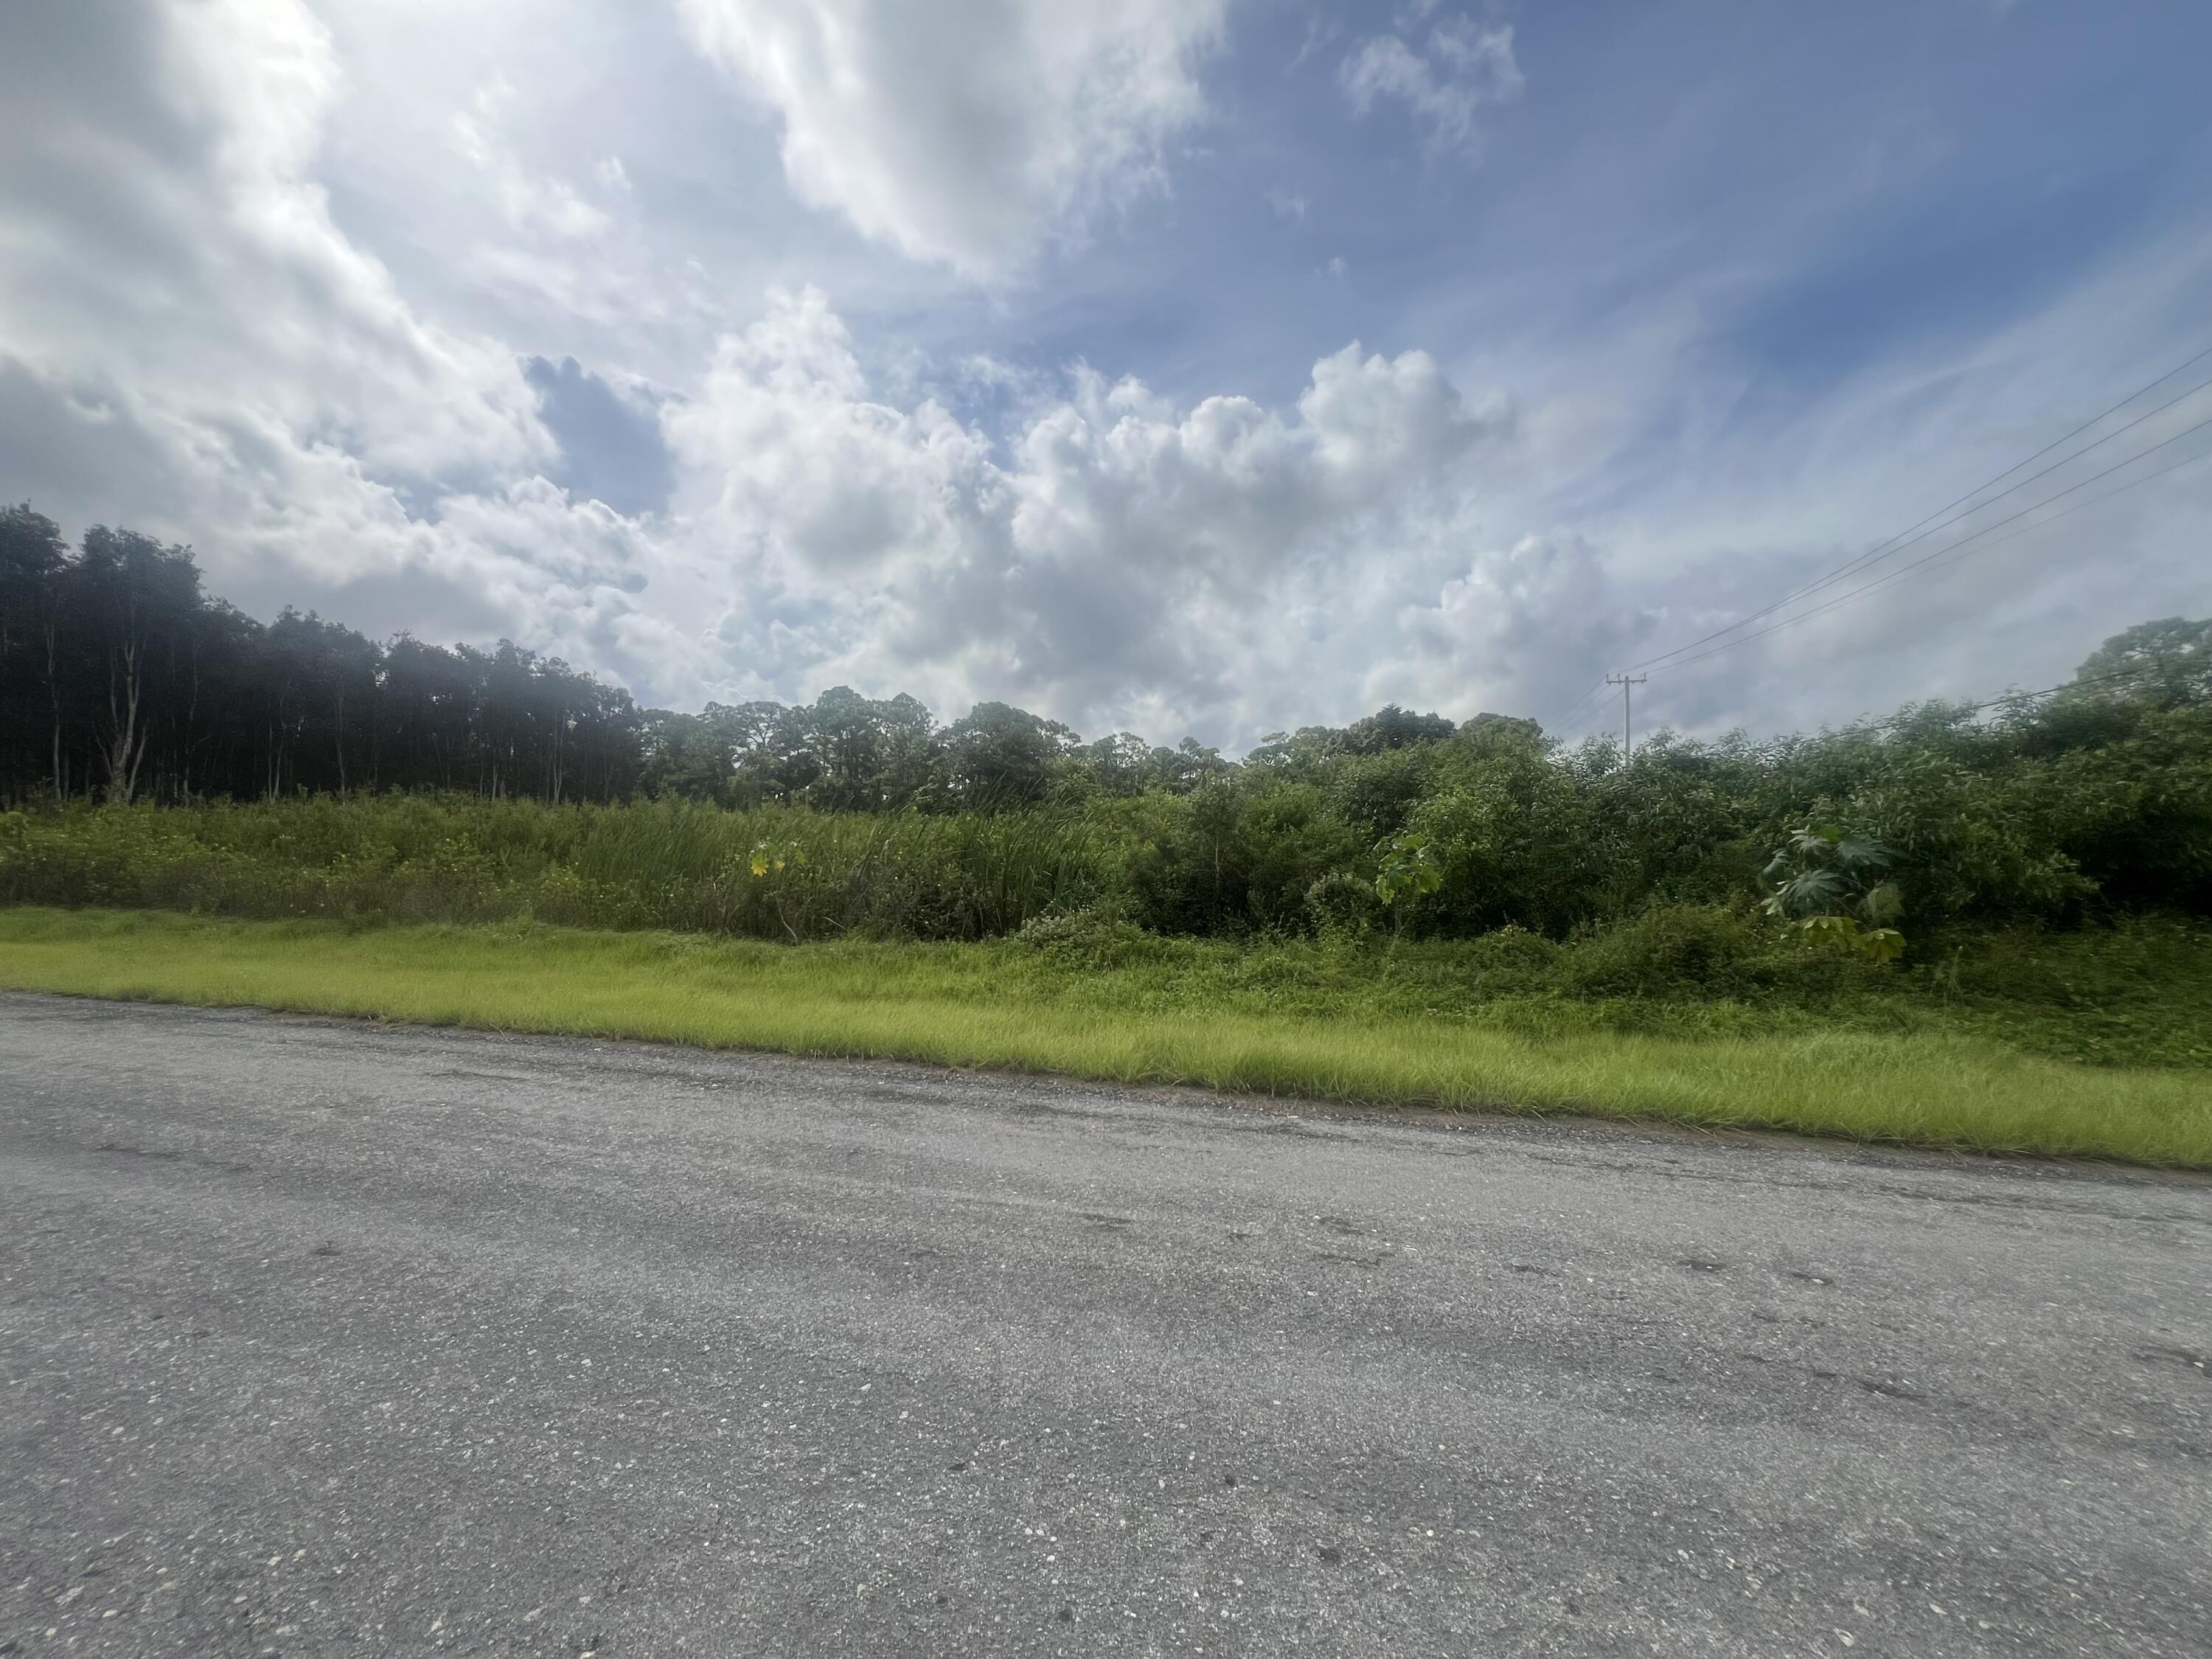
xmin=2 ymin=992 xmax=2208 ymax=1656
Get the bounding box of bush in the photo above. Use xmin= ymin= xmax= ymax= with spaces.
xmin=4 ymin=661 xmax=2208 ymax=957
xmin=1126 ymin=783 xmax=1250 ymax=935
xmin=1304 ymin=872 xmax=1380 ymax=937
xmin=1326 ymin=746 xmax=1434 ymax=839
xmin=1012 ymin=903 xmax=1152 ymax=970
xmin=1239 ymin=784 xmax=1363 ymax=932
xmin=1458 ymin=924 xmax=1561 ymax=984
xmin=1557 ymin=903 xmax=1776 ymax=998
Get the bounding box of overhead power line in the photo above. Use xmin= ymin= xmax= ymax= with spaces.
xmin=1545 ymin=647 xmax=2184 ymax=745
xmin=1630 ymin=370 xmax=2212 ymax=672
xmin=1551 ymin=660 xmax=2178 ymax=748
xmin=1545 ymin=676 xmax=1610 ymax=730
xmin=1622 ymin=344 xmax=2212 ymax=675
xmin=1645 ymin=420 xmax=2212 ymax=677
xmin=1830 ymin=662 xmax=2185 ymax=736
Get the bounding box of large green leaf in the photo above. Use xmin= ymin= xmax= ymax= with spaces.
xmin=1832 ymin=833 xmax=1891 ymax=872
xmin=1773 ymin=867 xmax=1846 ymax=917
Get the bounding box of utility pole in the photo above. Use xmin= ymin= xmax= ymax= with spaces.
xmin=1605 ymin=673 xmax=1648 ymax=760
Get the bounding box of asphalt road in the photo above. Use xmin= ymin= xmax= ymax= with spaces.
xmin=2 ymin=994 xmax=2208 ymax=1658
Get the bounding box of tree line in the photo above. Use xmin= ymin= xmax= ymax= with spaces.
xmin=0 ymin=504 xmax=1502 ymax=812
xmin=0 ymin=508 xmax=641 ymax=806
xmin=7 ymin=504 xmax=2211 ymax=942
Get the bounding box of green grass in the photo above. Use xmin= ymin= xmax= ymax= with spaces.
xmin=4 ymin=907 xmax=2208 ymax=1168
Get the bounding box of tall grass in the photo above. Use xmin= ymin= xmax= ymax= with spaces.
xmin=4 ymin=908 xmax=2208 ymax=1167
xmin=0 ymin=796 xmax=1116 ymax=940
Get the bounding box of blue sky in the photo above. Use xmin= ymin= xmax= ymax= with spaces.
xmin=3 ymin=0 xmax=2208 ymax=748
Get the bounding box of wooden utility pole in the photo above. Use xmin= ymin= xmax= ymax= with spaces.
xmin=1605 ymin=673 xmax=1648 ymax=759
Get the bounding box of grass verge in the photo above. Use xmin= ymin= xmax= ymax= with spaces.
xmin=3 ymin=907 xmax=2208 ymax=1168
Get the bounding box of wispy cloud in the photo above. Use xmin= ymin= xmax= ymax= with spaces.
xmin=675 ymin=0 xmax=1231 ymax=279
xmin=1340 ymin=13 xmax=1522 ymax=156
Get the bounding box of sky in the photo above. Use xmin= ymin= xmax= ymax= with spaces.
xmin=2 ymin=0 xmax=2208 ymax=751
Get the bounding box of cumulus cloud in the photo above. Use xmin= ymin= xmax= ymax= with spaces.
xmin=658 ymin=287 xmax=1513 ymax=735
xmin=665 ymin=288 xmax=999 ymax=578
xmin=1342 ymin=13 xmax=1523 ymax=155
xmin=1392 ymin=534 xmax=1630 ymax=721
xmin=675 ymin=0 xmax=1230 ymax=276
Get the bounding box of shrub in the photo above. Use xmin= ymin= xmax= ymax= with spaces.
xmin=1558 ymin=903 xmax=1775 ymax=998
xmin=1127 ymin=782 xmax=1250 ymax=935
xmin=1012 ymin=903 xmax=1152 ymax=970
xmin=1304 ymin=872 xmax=1381 ymax=937
xmin=1458 ymin=924 xmax=1561 ymax=984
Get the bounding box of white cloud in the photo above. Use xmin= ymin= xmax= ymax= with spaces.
xmin=659 ymin=288 xmax=1513 ymax=735
xmin=665 ymin=288 xmax=996 ymax=566
xmin=675 ymin=0 xmax=1230 ymax=277
xmin=451 ymin=77 xmax=611 ymax=241
xmin=0 ymin=0 xmax=551 ymax=486
xmin=1391 ymin=534 xmax=1629 ymax=720
xmin=1342 ymin=14 xmax=1522 ymax=154
xmin=0 ymin=0 xmax=677 ymax=686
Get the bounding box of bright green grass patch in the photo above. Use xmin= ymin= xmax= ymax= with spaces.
xmin=4 ymin=907 xmax=2208 ymax=1168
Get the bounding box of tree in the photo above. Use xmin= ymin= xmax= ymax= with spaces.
xmin=1461 ymin=712 xmax=1545 ymax=745
xmin=1337 ymin=704 xmax=1458 ymax=756
xmin=0 ymin=506 xmax=70 ymax=800
xmin=1076 ymin=731 xmax=1154 ymax=796
xmin=2070 ymin=616 xmax=2212 ymax=705
xmin=381 ymin=635 xmax=479 ymax=792
xmin=263 ymin=609 xmax=380 ymax=794
xmin=69 ymin=526 xmax=204 ymax=803
xmin=781 ymin=686 xmax=940 ymax=811
xmin=1242 ymin=726 xmax=1335 ymax=779
xmin=2 ymin=496 xmax=2208 ymax=961
xmin=942 ymin=701 xmax=1077 ymax=808
xmin=872 ymin=693 xmax=940 ymax=808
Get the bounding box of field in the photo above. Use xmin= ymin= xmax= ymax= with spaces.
xmin=4 ymin=906 xmax=2208 ymax=1168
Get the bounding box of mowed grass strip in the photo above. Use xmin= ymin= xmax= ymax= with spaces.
xmin=4 ymin=906 xmax=2208 ymax=1168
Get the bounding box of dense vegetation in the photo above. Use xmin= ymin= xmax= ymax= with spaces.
xmin=7 ymin=505 xmax=2208 ymax=1158
xmin=5 ymin=502 xmax=2210 ymax=965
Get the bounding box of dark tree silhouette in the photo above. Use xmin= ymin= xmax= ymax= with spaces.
xmin=0 ymin=507 xmax=643 ymax=805
xmin=0 ymin=504 xmax=1524 ymax=814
